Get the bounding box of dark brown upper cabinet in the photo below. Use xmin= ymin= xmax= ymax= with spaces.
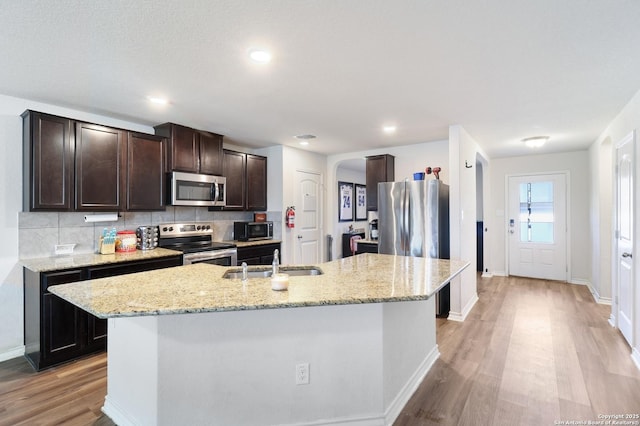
xmin=22 ymin=111 xmax=74 ymax=211
xmin=246 ymin=154 xmax=267 ymax=211
xmin=126 ymin=133 xmax=165 ymax=211
xmin=154 ymin=123 xmax=223 ymax=176
xmin=75 ymin=122 xmax=125 ymax=211
xmin=366 ymin=154 xmax=395 ymax=211
xmin=219 ymin=149 xmax=267 ymax=211
xmin=222 ymin=149 xmax=246 ymax=210
xmin=198 ymin=131 xmax=224 ymax=175
xmin=22 ymin=110 xmax=166 ymax=212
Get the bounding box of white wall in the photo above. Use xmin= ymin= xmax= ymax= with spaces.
xmin=447 ymin=125 xmax=484 ymax=321
xmin=486 ymin=150 xmax=591 ymax=283
xmin=326 ymin=139 xmax=449 ymax=261
xmin=106 ymin=301 xmax=437 ymax=425
xmin=281 ymin=146 xmax=327 ymax=265
xmin=589 ymin=137 xmax=613 ymax=303
xmin=589 ymin=88 xmax=640 ymax=367
xmin=254 ymin=145 xmax=284 ymax=239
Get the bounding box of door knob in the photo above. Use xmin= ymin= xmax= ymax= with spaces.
xmin=622 ymin=252 xmax=633 ymax=258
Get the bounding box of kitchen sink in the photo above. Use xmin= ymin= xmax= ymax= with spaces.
xmin=280 ymin=267 xmax=323 ymax=276
xmin=222 ymin=266 xmax=323 ymax=279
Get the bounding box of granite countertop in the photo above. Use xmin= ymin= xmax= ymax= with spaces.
xmin=20 ymin=248 xmax=183 ymax=273
xmin=48 ymin=254 xmax=469 ymax=319
xmin=20 ymin=240 xmax=282 ymax=272
xmin=358 ymin=239 xmax=378 ymax=244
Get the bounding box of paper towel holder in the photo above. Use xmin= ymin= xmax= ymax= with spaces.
xmin=84 ymin=213 xmax=119 ymax=223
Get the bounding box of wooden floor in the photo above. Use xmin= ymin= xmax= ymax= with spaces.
xmin=1 ymin=275 xmax=638 ymax=425
xmin=0 ymin=351 xmax=111 ymax=425
xmin=395 ymin=275 xmax=640 ymax=425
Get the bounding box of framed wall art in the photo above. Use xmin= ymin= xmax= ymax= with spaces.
xmin=338 ymin=181 xmax=353 ymax=222
xmin=355 ymin=184 xmax=367 ymax=220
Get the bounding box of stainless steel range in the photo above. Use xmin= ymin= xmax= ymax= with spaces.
xmin=158 ymin=222 xmax=237 ymax=266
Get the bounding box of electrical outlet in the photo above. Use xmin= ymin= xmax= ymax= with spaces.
xmin=295 ymin=363 xmax=309 ymax=385
xmin=54 ymin=244 xmax=76 ymax=255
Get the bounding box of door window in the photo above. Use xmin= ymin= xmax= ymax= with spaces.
xmin=519 ymin=181 xmax=554 ymax=244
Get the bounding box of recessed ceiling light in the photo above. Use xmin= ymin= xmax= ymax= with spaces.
xmin=383 ymin=125 xmax=397 ymax=134
xmin=249 ymin=49 xmax=272 ymax=63
xmin=294 ymin=134 xmax=316 ymax=146
xmin=522 ymin=136 xmax=549 ymax=148
xmin=147 ymin=96 xmax=169 ymax=105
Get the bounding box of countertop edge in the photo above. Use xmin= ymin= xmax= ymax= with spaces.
xmin=48 ymin=257 xmax=470 ymax=318
xmin=20 ymin=248 xmax=184 ymax=272
xmin=50 ymin=293 xmax=442 ymax=320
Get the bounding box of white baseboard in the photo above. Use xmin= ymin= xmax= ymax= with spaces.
xmin=103 ymin=396 xmax=145 ymax=426
xmin=289 ymin=415 xmax=385 ymax=426
xmin=480 ymin=272 xmax=493 ymax=278
xmin=584 ymin=284 xmax=612 ymax=305
xmin=384 ymin=345 xmax=440 ymax=425
xmin=492 ymin=271 xmax=507 ymax=277
xmin=569 ymin=278 xmax=590 ymax=286
xmin=595 ymin=296 xmax=612 ymax=305
xmin=0 ymin=345 xmax=24 ymax=362
xmin=608 ymin=314 xmax=616 ymax=328
xmin=632 ymin=348 xmax=640 ymax=372
xmin=448 ymin=293 xmax=479 ymax=322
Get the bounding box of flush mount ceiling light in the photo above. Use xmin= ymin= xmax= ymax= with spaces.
xmin=249 ymin=49 xmax=272 ymax=64
xmin=294 ymin=134 xmax=316 ymax=146
xmin=522 ymin=136 xmax=549 ymax=148
xmin=147 ymin=96 xmax=169 ymax=105
xmin=383 ymin=125 xmax=397 ymax=134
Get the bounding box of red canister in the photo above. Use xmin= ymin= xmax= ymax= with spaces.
xmin=116 ymin=230 xmax=137 ymax=252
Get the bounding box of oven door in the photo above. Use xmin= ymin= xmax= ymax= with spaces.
xmin=183 ymin=248 xmax=238 ymax=266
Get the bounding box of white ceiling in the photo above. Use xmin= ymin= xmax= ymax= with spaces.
xmin=2 ymin=1 xmax=640 ymax=158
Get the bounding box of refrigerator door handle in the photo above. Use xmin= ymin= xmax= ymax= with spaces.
xmin=403 ymin=181 xmax=410 ymax=255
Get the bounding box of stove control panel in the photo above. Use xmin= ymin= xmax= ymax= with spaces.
xmin=159 ymin=222 xmax=214 ymax=238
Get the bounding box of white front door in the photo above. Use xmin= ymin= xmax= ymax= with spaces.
xmin=294 ymin=170 xmax=322 ymax=264
xmin=615 ymin=132 xmax=634 ymax=346
xmin=508 ymin=173 xmax=567 ymax=281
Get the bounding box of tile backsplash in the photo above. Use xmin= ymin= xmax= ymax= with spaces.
xmin=19 ymin=208 xmax=282 ymax=259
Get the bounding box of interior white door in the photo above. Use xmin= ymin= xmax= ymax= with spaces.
xmin=508 ymin=173 xmax=567 ymax=280
xmin=616 ymin=132 xmax=634 ymax=345
xmin=294 ymin=170 xmax=322 ymax=264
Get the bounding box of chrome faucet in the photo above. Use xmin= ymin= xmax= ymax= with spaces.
xmin=272 ymin=249 xmax=280 ymax=275
xmin=241 ymin=262 xmax=248 ymax=281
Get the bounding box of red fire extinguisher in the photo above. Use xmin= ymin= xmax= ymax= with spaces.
xmin=286 ymin=206 xmax=295 ymax=229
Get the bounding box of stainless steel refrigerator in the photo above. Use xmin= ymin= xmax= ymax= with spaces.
xmin=378 ymin=179 xmax=450 ymax=316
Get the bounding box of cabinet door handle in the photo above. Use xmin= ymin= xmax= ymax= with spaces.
xmin=297 ymin=235 xmax=303 ymax=240
xmin=622 ymin=252 xmax=633 ymax=258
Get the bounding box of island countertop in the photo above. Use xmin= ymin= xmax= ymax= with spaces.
xmin=48 ymin=253 xmax=469 ymax=319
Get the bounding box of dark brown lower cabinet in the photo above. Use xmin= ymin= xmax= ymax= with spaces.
xmin=355 ymin=241 xmax=379 ymax=254
xmin=40 ymin=270 xmax=84 ymax=365
xmin=24 ymin=254 xmax=182 ymax=371
xmin=236 ymin=242 xmax=281 ymax=266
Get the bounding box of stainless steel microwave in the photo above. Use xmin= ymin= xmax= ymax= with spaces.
xmin=170 ymin=171 xmax=226 ymax=207
xmin=234 ymin=221 xmax=273 ymax=241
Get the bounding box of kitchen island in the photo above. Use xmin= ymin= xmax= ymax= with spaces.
xmin=50 ymin=253 xmax=469 ymax=426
